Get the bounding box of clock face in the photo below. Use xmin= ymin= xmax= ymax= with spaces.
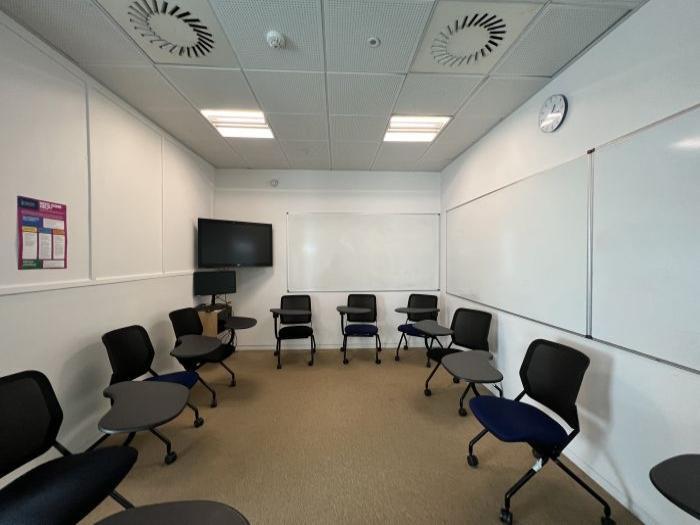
xmin=539 ymin=94 xmax=568 ymax=133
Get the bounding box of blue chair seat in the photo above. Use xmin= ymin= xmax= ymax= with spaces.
xmin=146 ymin=371 xmax=198 ymax=390
xmin=398 ymin=323 xmax=425 ymax=337
xmin=279 ymin=325 xmax=313 ymax=339
xmin=345 ymin=324 xmax=378 ymax=336
xmin=470 ymin=396 xmax=568 ymax=450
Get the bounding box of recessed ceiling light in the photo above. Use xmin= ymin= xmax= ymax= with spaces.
xmin=201 ymin=110 xmax=274 ymax=139
xmin=383 ymin=115 xmax=451 ymax=142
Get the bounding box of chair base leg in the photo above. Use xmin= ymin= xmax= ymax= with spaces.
xmin=187 ymin=401 xmax=204 ymax=427
xmin=342 ymin=335 xmax=348 ymax=364
xmin=467 ymin=428 xmax=488 ymax=467
xmin=150 ymin=428 xmax=177 ymax=465
xmin=395 ymin=333 xmax=406 ymax=361
xmin=375 ymin=335 xmax=382 ymax=365
xmin=121 ymin=432 xmax=136 ymax=447
xmin=554 ymin=457 xmax=614 ymax=523
xmin=309 ymin=336 xmax=316 ymax=366
xmin=501 ymin=464 xmax=541 ymax=521
xmin=424 ymin=361 xmax=440 ymax=396
xmin=197 ymin=376 xmax=217 ymax=408
xmin=110 ymin=490 xmax=134 ymax=509
xmin=220 ymin=361 xmax=236 ymax=386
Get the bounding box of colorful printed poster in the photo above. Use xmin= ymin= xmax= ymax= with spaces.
xmin=17 ymin=196 xmax=67 ymax=270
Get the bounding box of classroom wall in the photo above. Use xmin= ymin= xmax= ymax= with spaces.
xmin=214 ymin=169 xmax=440 ymax=350
xmin=440 ymin=1 xmax=700 ymax=524
xmin=0 ymin=12 xmax=214 ymax=459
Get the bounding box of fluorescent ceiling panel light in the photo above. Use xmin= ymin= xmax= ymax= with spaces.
xmin=383 ymin=115 xmax=450 ymax=142
xmin=201 ymin=109 xmax=274 ymax=139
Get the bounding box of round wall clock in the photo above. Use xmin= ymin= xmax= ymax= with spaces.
xmin=539 ymin=94 xmax=568 ymax=133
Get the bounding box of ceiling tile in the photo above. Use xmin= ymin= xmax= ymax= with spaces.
xmin=228 ymin=139 xmax=290 ymax=169
xmin=372 ymin=142 xmax=431 ymax=170
xmin=494 ymin=4 xmax=629 ymax=76
xmin=394 ymin=73 xmax=483 ymax=115
xmin=97 ymin=0 xmax=239 ymax=67
xmin=456 ymin=75 xmax=549 ymax=119
xmin=87 ymin=65 xmax=192 ymax=112
xmin=327 ymin=73 xmax=403 ymax=116
xmin=0 ymin=0 xmax=149 ymax=66
xmin=210 ymin=0 xmax=324 ymax=71
xmin=411 ymin=1 xmax=543 ymax=74
xmin=158 ymin=66 xmax=259 ymax=110
xmin=324 ymin=0 xmax=435 ymax=74
xmin=434 ymin=114 xmax=499 ymax=144
xmin=331 ymin=142 xmax=380 ymax=170
xmin=246 ymin=70 xmax=326 ymax=114
xmin=280 ymin=141 xmax=331 ymax=169
xmin=330 ymin=116 xmax=388 ymax=142
xmin=268 ymin=114 xmax=329 ymax=141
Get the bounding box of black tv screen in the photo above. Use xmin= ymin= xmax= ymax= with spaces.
xmin=198 ymin=218 xmax=272 ymax=267
xmin=193 ymin=270 xmax=236 ymax=296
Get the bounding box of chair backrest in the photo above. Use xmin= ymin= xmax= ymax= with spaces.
xmin=280 ymin=295 xmax=312 ymax=325
xmin=407 ymin=294 xmax=438 ymax=322
xmin=347 ymin=294 xmax=377 ymax=323
xmin=0 ymin=371 xmax=63 ymax=478
xmin=450 ymin=308 xmax=491 ymax=351
xmin=101 ymin=325 xmax=154 ymax=384
xmin=169 ymin=307 xmax=203 ymax=338
xmin=520 ymin=339 xmax=590 ymax=430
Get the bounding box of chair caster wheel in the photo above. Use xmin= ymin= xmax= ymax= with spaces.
xmin=425 ymin=362 xmax=431 ymax=368
xmin=500 ymin=508 xmax=513 ymax=525
xmin=210 ymin=400 xmax=218 ymax=408
xmin=375 ymin=358 xmax=381 ymax=365
xmin=273 ymin=350 xmax=279 ymax=356
xmin=229 ymin=380 xmax=236 ymax=387
xmin=276 ymin=364 xmax=282 ymax=370
xmin=601 ymin=517 xmax=615 ymax=525
xmin=403 ymin=345 xmax=408 ymax=350
xmin=308 ymin=361 xmax=314 ymax=366
xmin=164 ymin=452 xmax=177 ymax=465
xmin=424 ymin=388 xmax=432 ymax=397
xmin=394 ymin=355 xmax=400 ymax=361
xmin=452 ymin=376 xmax=460 ymax=384
xmin=467 ymin=454 xmax=478 ymax=467
xmin=343 ymin=358 xmax=349 ymax=365
xmin=459 ymin=407 xmax=468 ymax=417
xmin=194 ymin=417 xmax=204 ymax=428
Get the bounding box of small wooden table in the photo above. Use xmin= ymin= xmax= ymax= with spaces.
xmin=442 ymin=351 xmax=503 ymax=417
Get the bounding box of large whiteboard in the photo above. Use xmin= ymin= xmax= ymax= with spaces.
xmin=446 ymin=156 xmax=589 ymax=334
xmin=287 ymin=213 xmax=439 ymax=292
xmin=592 ymin=106 xmax=700 ymax=371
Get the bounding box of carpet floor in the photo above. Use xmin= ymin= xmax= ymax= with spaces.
xmin=84 ymin=348 xmax=639 ymax=525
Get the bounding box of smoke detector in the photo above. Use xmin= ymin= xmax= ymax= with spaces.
xmin=266 ymin=30 xmax=286 ymax=49
xmin=127 ymin=0 xmax=214 ymax=58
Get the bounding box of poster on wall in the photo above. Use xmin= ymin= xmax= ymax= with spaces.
xmin=17 ymin=196 xmax=67 ymax=270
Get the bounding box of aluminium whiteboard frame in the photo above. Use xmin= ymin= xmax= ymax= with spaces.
xmin=285 ymin=211 xmax=441 ymax=293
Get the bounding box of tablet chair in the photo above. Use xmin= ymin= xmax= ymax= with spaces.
xmin=395 ymin=293 xmax=438 ymax=363
xmin=467 ymin=340 xmax=615 ymax=525
xmin=424 ymin=308 xmax=491 ymax=396
xmin=340 ymin=294 xmax=382 ymax=365
xmin=0 ymin=370 xmax=250 ymax=525
xmin=169 ymin=307 xmax=236 ymax=407
xmin=102 ymin=325 xmax=204 ymax=428
xmin=272 ymin=295 xmax=316 ymax=369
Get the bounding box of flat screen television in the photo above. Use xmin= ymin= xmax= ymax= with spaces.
xmin=198 ymin=218 xmax=273 ymax=268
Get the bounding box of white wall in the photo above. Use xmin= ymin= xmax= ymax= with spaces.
xmin=0 ymin=11 xmax=214 ymax=463
xmin=440 ymin=1 xmax=700 ymax=524
xmin=214 ymin=169 xmax=440 ymax=350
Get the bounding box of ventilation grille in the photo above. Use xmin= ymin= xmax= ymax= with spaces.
xmin=127 ymin=0 xmax=215 ymax=58
xmin=431 ymin=12 xmax=506 ymax=67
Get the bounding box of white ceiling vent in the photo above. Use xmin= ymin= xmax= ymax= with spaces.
xmin=411 ymin=1 xmax=542 ymax=74
xmin=98 ymin=0 xmax=238 ymax=66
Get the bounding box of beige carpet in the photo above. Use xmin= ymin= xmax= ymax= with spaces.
xmin=84 ymin=348 xmax=639 ymax=525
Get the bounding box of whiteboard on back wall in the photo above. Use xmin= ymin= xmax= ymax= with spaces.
xmin=592 ymin=106 xmax=700 ymax=372
xmin=286 ymin=213 xmax=439 ymax=292
xmin=446 ymin=155 xmax=590 ymax=334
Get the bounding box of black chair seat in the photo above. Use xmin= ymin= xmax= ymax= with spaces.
xmin=279 ymin=325 xmax=313 ymax=339
xmin=0 ymin=446 xmax=137 ymax=525
xmin=179 ymin=343 xmax=233 ymax=367
xmin=427 ymin=346 xmax=459 ymax=362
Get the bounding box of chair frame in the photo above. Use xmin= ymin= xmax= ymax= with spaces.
xmin=339 ymin=294 xmax=382 ymax=365
xmin=466 ymin=339 xmax=615 ymax=525
xmin=395 ymin=293 xmax=438 ymax=363
xmin=272 ymin=295 xmax=316 ymax=369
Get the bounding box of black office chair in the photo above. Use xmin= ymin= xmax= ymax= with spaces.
xmin=395 ymin=293 xmax=438 ymax=362
xmin=169 ymin=307 xmax=236 ymax=407
xmin=0 ymin=370 xmax=137 ymax=524
xmin=467 ymin=340 xmax=615 ymax=525
xmin=272 ymin=295 xmax=316 ymax=369
xmin=102 ymin=325 xmax=204 ymax=428
xmin=0 ymin=370 xmax=250 ymax=525
xmin=424 ymin=307 xmax=492 ymax=396
xmin=340 ymin=294 xmax=382 ymax=365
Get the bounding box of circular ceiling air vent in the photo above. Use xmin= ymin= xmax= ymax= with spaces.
xmin=430 ymin=13 xmax=506 ymax=67
xmin=127 ymin=0 xmax=215 ymax=58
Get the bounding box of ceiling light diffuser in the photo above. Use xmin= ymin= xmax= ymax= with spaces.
xmin=383 ymin=115 xmax=451 ymax=142
xmin=201 ymin=110 xmax=274 ymax=139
